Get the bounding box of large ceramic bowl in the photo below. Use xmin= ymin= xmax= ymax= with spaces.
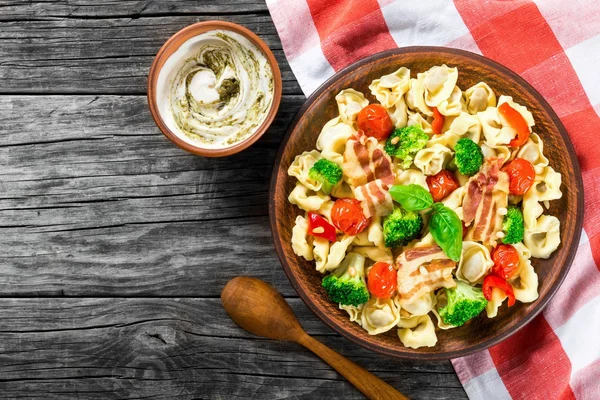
xmin=269 ymin=47 xmax=584 ymax=360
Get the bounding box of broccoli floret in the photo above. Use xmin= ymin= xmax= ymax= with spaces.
xmin=382 ymin=206 xmax=423 ymax=248
xmin=454 ymin=138 xmax=483 ymax=176
xmin=322 ymin=253 xmax=369 ymax=306
xmin=437 ymin=281 xmax=488 ymax=327
xmin=502 ymin=205 xmax=524 ymax=244
xmin=309 ymin=159 xmax=342 ymax=195
xmin=384 ymin=125 xmax=429 ymax=168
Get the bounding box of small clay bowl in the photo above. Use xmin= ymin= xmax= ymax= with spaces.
xmin=147 ymin=21 xmax=282 ymax=157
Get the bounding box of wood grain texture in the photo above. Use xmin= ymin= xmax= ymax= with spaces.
xmin=0 ymin=15 xmax=302 ymax=94
xmin=271 ymin=48 xmax=584 ymax=360
xmin=0 ymin=95 xmax=300 ymax=296
xmin=0 ymin=0 xmax=268 ymax=19
xmin=0 ymin=298 xmax=464 ymax=399
xmin=0 ymin=2 xmax=467 ymax=398
xmin=222 ymin=277 xmax=408 ymax=399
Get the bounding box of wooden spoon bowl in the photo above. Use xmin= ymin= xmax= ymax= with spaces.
xmin=269 ymin=47 xmax=584 ymax=360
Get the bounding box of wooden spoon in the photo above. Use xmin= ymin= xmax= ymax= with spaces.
xmin=221 ymin=276 xmax=408 ymax=400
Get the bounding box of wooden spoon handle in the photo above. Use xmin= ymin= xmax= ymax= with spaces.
xmin=297 ymin=333 xmax=409 ymax=400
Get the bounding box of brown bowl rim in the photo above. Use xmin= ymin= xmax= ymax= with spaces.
xmin=269 ymin=46 xmax=584 ymax=360
xmin=147 ymin=20 xmax=282 ymax=157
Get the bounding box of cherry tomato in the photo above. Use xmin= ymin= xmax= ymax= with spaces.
xmin=307 ymin=212 xmax=337 ymax=242
xmin=367 ymin=262 xmax=397 ymax=298
xmin=331 ymin=198 xmax=370 ymax=235
xmin=491 ymin=244 xmax=520 ymax=279
xmin=482 ymin=274 xmax=516 ymax=307
xmin=357 ymin=104 xmax=394 ymax=140
xmin=501 ymin=158 xmax=535 ymax=195
xmin=426 ymin=170 xmax=459 ymax=202
xmin=498 ymin=102 xmax=531 ymax=147
xmin=431 ymin=107 xmax=445 ymax=135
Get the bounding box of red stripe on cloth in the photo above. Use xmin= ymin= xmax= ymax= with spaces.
xmin=305 ymin=0 xmax=396 ymax=71
xmin=583 ymin=170 xmax=600 ymax=270
xmin=561 ymin=108 xmax=600 ymax=172
xmin=455 ymin=2 xmax=563 ymax=74
xmin=521 ymin=53 xmax=591 ymax=118
xmin=543 ymin=238 xmax=600 ymax=326
xmin=488 ymin=315 xmax=575 ymax=399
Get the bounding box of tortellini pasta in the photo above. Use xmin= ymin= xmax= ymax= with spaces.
xmin=288 ymin=182 xmax=330 ymax=212
xmin=394 ymin=167 xmax=428 ymax=189
xmin=367 ymin=216 xmax=385 ymax=248
xmin=316 ymin=235 xmax=356 ymax=272
xmin=316 ymin=117 xmax=354 ymax=166
xmin=340 ymin=303 xmax=363 ymax=326
xmin=478 ymin=107 xmax=517 ymax=147
xmin=336 ymin=89 xmax=369 ymax=127
xmin=464 ymin=82 xmax=496 ymax=114
xmin=444 ymin=111 xmax=482 ymax=149
xmin=361 ymin=296 xmax=401 ymax=335
xmin=485 ymin=287 xmax=508 ymax=318
xmin=436 ymin=85 xmax=464 ymax=116
xmin=456 ymin=241 xmax=494 ymax=284
xmin=397 ymin=315 xmax=438 ymax=349
xmin=510 ymin=243 xmax=539 ymax=302
xmin=530 ymin=166 xmax=562 ymax=202
xmin=352 ymin=246 xmax=394 ymax=263
xmin=406 ymin=74 xmax=432 ymax=116
xmin=399 ymin=291 xmax=435 ymax=316
xmin=414 ymin=143 xmax=453 ymax=176
xmin=288 ymin=150 xmax=321 ymax=191
xmin=423 ymin=65 xmax=458 ymax=107
xmin=516 ymin=133 xmax=548 ymax=172
xmin=369 ymin=67 xmax=410 ymax=108
xmin=524 ymin=215 xmax=561 ymax=259
xmin=291 ymin=215 xmax=313 ymax=261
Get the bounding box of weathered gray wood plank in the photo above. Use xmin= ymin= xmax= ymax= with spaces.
xmin=0 ymin=16 xmax=302 ymax=94
xmin=0 ymin=298 xmax=466 ymax=399
xmin=0 ymin=0 xmax=268 ymax=20
xmin=0 ymin=95 xmax=303 ymax=296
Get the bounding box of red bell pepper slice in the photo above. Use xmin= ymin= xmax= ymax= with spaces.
xmin=482 ymin=274 xmax=516 ymax=307
xmin=307 ymin=212 xmax=337 ymax=242
xmin=498 ymin=102 xmax=530 ymax=147
xmin=431 ymin=107 xmax=444 ymax=135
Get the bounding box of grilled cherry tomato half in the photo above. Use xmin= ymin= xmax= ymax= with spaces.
xmin=482 ymin=274 xmax=516 ymax=307
xmin=331 ymin=198 xmax=370 ymax=235
xmin=431 ymin=107 xmax=445 ymax=135
xmin=501 ymin=158 xmax=535 ymax=195
xmin=357 ymin=104 xmax=394 ymax=140
xmin=307 ymin=212 xmax=337 ymax=242
xmin=367 ymin=262 xmax=397 ymax=298
xmin=491 ymin=244 xmax=520 ymax=279
xmin=426 ymin=170 xmax=459 ymax=202
xmin=498 ymin=102 xmax=531 ymax=147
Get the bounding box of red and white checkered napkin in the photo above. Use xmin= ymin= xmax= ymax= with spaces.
xmin=266 ymin=0 xmax=600 ymax=398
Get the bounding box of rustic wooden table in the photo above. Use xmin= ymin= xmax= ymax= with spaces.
xmin=0 ymin=1 xmax=467 ymax=398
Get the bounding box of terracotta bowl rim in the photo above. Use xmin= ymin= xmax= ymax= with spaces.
xmin=269 ymin=46 xmax=584 ymax=360
xmin=147 ymin=20 xmax=282 ymax=157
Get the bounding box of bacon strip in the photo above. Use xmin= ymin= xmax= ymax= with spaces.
xmin=343 ymin=131 xmax=394 ymax=218
xmin=396 ymin=246 xmax=456 ymax=304
xmin=353 ymin=179 xmax=393 ymax=217
xmin=463 ymin=157 xmax=509 ymax=246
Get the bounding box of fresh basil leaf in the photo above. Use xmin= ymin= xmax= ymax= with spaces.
xmin=429 ymin=203 xmax=462 ymax=262
xmin=389 ymin=184 xmax=434 ymax=211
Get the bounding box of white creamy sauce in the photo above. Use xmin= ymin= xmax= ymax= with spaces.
xmin=156 ymin=30 xmax=274 ymax=149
